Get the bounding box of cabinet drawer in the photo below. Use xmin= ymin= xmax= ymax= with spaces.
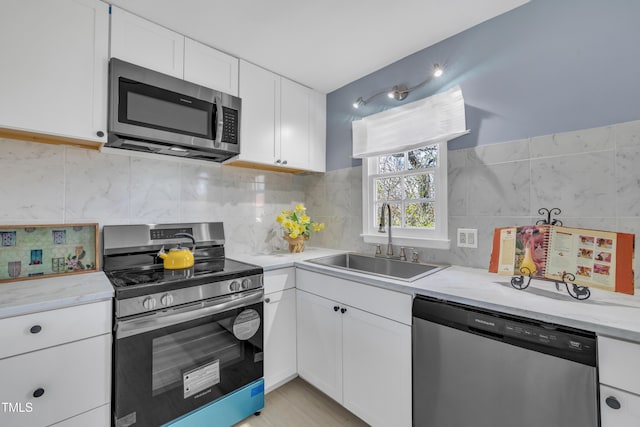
xmin=0 ymin=300 xmax=111 ymax=360
xmin=296 ymin=269 xmax=411 ymax=325
xmin=600 ymin=385 xmax=640 ymax=427
xmin=50 ymin=403 xmax=110 ymax=427
xmin=0 ymin=334 xmax=111 ymax=427
xmin=264 ymin=268 xmax=295 ymax=294
xmin=598 ymin=335 xmax=640 ymax=394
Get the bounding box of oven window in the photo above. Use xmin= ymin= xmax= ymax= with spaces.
xmin=152 ymin=320 xmax=243 ymax=396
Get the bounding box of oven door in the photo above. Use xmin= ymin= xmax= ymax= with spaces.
xmin=113 ymin=289 xmax=263 ymax=427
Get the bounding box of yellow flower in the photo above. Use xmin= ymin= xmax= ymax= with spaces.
xmin=277 ymin=204 xmax=324 ymax=239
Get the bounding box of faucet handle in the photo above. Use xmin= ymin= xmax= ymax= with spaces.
xmin=375 ymin=244 xmax=382 ymax=256
xmin=411 ymin=250 xmax=420 ymax=263
xmin=399 ymin=247 xmax=407 ymax=261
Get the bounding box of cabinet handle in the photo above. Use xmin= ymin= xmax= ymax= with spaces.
xmin=282 ymin=160 xmax=288 ymax=165
xmin=333 ymin=306 xmax=339 ymax=312
xmin=30 ymin=325 xmax=42 ymax=334
xmin=275 ymin=159 xmax=281 ymax=164
xmin=605 ymin=396 xmax=621 ymax=410
xmin=33 ymin=388 xmax=45 ymax=398
xmin=264 ymin=298 xmax=271 ymax=303
xmin=96 ymin=130 xmax=105 ymax=138
xmin=340 ymin=308 xmax=347 ymax=314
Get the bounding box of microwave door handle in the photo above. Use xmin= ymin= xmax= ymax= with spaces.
xmin=115 ymin=288 xmax=263 ymax=339
xmin=213 ymin=94 xmax=223 ymax=147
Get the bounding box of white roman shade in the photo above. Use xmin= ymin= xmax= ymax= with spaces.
xmin=352 ymin=85 xmax=468 ymax=158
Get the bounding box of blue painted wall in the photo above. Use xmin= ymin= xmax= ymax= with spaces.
xmin=326 ymin=0 xmax=640 ymax=171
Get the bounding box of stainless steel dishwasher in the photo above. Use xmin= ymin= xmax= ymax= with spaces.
xmin=413 ymin=295 xmax=598 ymax=427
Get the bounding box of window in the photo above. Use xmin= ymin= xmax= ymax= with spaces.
xmin=362 ymin=141 xmax=449 ymax=249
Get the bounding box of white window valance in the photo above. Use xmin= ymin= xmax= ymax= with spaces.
xmin=352 ymin=85 xmax=468 ymax=158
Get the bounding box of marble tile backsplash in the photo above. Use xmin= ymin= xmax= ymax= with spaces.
xmin=0 ymin=140 xmax=304 ymax=255
xmin=3 ymin=117 xmax=640 ymax=292
xmin=306 ymin=119 xmax=640 ymax=290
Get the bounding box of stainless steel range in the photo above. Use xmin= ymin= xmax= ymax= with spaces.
xmin=103 ymin=222 xmax=265 ymax=427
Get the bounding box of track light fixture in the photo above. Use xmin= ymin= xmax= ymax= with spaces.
xmin=352 ymin=64 xmax=443 ymax=109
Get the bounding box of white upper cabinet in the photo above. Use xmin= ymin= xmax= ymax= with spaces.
xmin=309 ymin=90 xmax=327 ymax=172
xmin=238 ymin=60 xmax=281 ymax=165
xmin=184 ymin=38 xmax=239 ymax=96
xmin=110 ymin=7 xmax=239 ymax=97
xmin=0 ymin=0 xmax=109 ymax=144
xmin=280 ymin=78 xmax=310 ymax=169
xmin=235 ymin=60 xmax=326 ymax=172
xmin=110 ymin=6 xmax=184 ymax=78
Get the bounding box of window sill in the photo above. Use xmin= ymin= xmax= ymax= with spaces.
xmin=361 ymin=234 xmax=451 ymax=250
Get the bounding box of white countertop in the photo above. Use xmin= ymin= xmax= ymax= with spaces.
xmin=0 ymin=272 xmax=114 ymax=319
xmin=231 ymin=247 xmax=640 ymax=343
xmin=3 ymin=247 xmax=639 ymax=343
xmin=227 ymin=247 xmax=346 ymax=271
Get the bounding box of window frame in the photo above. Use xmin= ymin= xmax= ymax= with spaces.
xmin=361 ymin=141 xmax=450 ymax=250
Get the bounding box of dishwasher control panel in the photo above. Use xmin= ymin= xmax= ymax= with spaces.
xmin=468 ymin=312 xmax=596 ymax=357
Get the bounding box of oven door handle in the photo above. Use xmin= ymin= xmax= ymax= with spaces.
xmin=115 ymin=289 xmax=264 ymax=339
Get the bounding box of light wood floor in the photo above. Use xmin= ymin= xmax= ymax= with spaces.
xmin=232 ymin=377 xmax=369 ymax=427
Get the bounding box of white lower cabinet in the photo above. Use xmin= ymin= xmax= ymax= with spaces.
xmin=600 ymin=385 xmax=640 ymax=427
xmin=297 ymin=290 xmax=343 ymax=401
xmin=342 ymin=304 xmax=411 ymax=427
xmin=0 ymin=334 xmax=111 ymax=427
xmin=264 ymin=269 xmax=297 ymax=393
xmin=0 ymin=300 xmax=111 ymax=427
xmin=296 ymin=270 xmax=412 ymax=427
xmin=50 ymin=404 xmax=110 ymax=427
xmin=598 ymin=335 xmax=640 ymax=426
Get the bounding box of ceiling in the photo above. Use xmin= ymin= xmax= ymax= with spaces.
xmin=108 ymin=0 xmax=529 ymax=93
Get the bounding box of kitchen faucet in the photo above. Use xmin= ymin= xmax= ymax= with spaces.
xmin=378 ymin=202 xmax=393 ymax=257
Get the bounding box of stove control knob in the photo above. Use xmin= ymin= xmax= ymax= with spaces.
xmin=160 ymin=293 xmax=174 ymax=306
xmin=229 ymin=280 xmax=241 ymax=292
xmin=142 ymin=297 xmax=157 ymax=310
xmin=241 ymin=278 xmax=251 ymax=290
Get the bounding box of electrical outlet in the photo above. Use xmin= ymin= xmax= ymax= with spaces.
xmin=457 ymin=228 xmax=478 ymax=248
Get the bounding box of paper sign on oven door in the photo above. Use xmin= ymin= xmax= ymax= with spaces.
xmin=183 ymin=359 xmax=220 ymax=399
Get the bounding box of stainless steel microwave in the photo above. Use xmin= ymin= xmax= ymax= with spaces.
xmin=107 ymin=58 xmax=241 ymax=162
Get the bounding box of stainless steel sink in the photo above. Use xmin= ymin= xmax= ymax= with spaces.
xmin=306 ymin=253 xmax=447 ymax=282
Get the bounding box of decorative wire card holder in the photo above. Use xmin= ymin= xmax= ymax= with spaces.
xmin=509 ymin=208 xmax=591 ymax=301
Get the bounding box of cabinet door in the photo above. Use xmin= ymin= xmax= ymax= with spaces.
xmin=296 ymin=290 xmax=343 ymax=402
xmin=342 ymin=306 xmax=412 ymax=427
xmin=280 ymin=78 xmax=310 ymax=169
xmin=0 ymin=0 xmax=108 ymax=142
xmin=110 ymin=6 xmax=184 ymax=78
xmin=308 ymin=90 xmax=327 ymax=172
xmin=0 ymin=334 xmax=111 ymax=427
xmin=600 ymin=385 xmax=640 ymax=427
xmin=238 ymin=60 xmax=280 ymax=165
xmin=184 ymin=38 xmax=239 ymax=95
xmin=264 ymin=288 xmax=297 ymax=393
